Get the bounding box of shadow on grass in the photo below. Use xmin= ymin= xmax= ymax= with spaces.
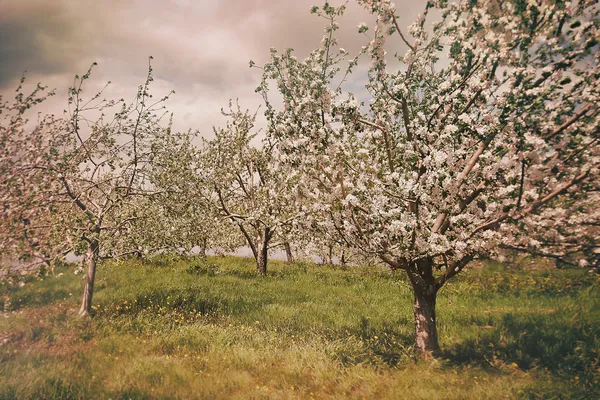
xmin=443 ymin=312 xmax=599 ymax=398
xmin=328 ymin=316 xmax=415 ymax=367
xmin=185 ymin=259 xmax=267 ymax=280
xmin=322 ymin=309 xmax=598 ymax=398
xmin=97 ymin=288 xmax=222 ymax=318
xmin=3 ymin=288 xmax=73 ymax=312
xmin=95 ymin=286 xmax=274 ymax=325
xmin=445 ymin=312 xmax=598 ymax=370
xmin=0 ymin=271 xmax=78 ymax=312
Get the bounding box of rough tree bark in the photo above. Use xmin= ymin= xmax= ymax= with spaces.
xmin=411 ymin=281 xmax=439 ymax=356
xmin=407 ymin=259 xmax=440 ymax=357
xmin=78 ymin=239 xmax=99 ymax=317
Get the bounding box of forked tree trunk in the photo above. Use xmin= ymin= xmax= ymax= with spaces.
xmin=284 ymin=242 xmax=294 ymax=263
xmin=78 ymin=239 xmax=99 ymax=317
xmin=408 ymin=267 xmax=440 ymax=357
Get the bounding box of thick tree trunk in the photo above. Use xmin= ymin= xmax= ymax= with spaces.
xmin=255 ymin=227 xmax=270 ymax=275
xmin=78 ymin=240 xmax=99 ymax=317
xmin=284 ymin=242 xmax=293 ymax=263
xmin=340 ymin=250 xmax=346 ymax=266
xmin=256 ymin=247 xmax=267 ymax=275
xmin=411 ymin=282 xmax=439 ymax=356
xmin=408 ymin=259 xmax=440 ymax=357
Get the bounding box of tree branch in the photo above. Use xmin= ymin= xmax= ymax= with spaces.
xmin=544 ymin=104 xmax=593 ymax=141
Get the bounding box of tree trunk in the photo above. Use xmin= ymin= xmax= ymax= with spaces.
xmin=200 ymin=238 xmax=207 ymax=257
xmin=78 ymin=239 xmax=99 ymax=317
xmin=340 ymin=250 xmax=346 ymax=266
xmin=256 ymin=246 xmax=267 ymax=275
xmin=325 ymin=245 xmax=333 ymax=265
xmin=255 ymin=227 xmax=270 ymax=275
xmin=284 ymin=242 xmax=293 ymax=263
xmin=408 ymin=268 xmax=440 ymax=357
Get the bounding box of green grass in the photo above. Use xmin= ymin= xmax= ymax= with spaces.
xmin=0 ymin=256 xmax=598 ymax=399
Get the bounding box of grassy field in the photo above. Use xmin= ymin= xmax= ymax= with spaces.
xmin=0 ymin=256 xmax=598 ymax=399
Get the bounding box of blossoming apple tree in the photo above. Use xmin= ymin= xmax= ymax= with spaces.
xmin=140 ymin=129 xmax=244 ymax=257
xmin=197 ymin=102 xmax=304 ymax=275
xmin=0 ymin=79 xmax=71 ymax=275
xmin=2 ymin=61 xmax=179 ymax=316
xmin=256 ymin=0 xmax=599 ymax=355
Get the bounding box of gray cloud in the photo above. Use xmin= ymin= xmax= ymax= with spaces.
xmin=0 ymin=0 xmax=79 ymax=87
xmin=0 ymin=0 xmax=426 ymax=134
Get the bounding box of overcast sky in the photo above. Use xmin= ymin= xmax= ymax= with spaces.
xmin=0 ymin=0 xmax=426 ymax=136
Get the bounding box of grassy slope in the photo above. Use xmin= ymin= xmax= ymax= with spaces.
xmin=0 ymin=257 xmax=598 ymax=399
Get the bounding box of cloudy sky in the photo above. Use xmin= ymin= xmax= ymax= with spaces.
xmin=0 ymin=0 xmax=425 ymax=136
